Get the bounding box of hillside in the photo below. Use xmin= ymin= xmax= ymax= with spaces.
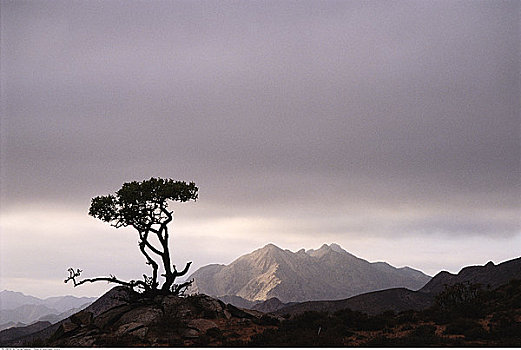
xmin=3 ymin=286 xmax=281 ymax=347
xmin=188 ymin=243 xmax=430 ymax=303
xmin=6 ymin=277 xmax=520 ymax=347
xmin=273 ymin=256 xmax=521 ymax=317
xmin=420 ymin=257 xmax=521 ymax=294
xmin=246 ymin=279 xmax=521 ymax=347
xmin=4 ymin=256 xmax=520 ymax=347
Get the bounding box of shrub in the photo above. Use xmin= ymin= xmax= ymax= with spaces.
xmin=435 ymin=282 xmax=485 ymax=318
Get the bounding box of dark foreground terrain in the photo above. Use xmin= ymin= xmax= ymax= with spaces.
xmin=2 ymin=258 xmax=520 ymax=347
xmin=244 ymin=279 xmax=521 ymax=346
xmin=3 ymin=286 xmax=280 ymax=347
xmin=2 ymin=278 xmax=520 ymax=347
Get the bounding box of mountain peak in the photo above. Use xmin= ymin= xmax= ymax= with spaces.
xmin=188 ymin=243 xmax=431 ymax=303
xmin=305 ymin=243 xmax=347 ymax=258
xmin=263 ymin=243 xmax=280 ymax=250
xmin=329 ymin=243 xmax=345 ymax=253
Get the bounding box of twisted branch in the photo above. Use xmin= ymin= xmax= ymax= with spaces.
xmin=173 ymin=261 xmax=192 ymax=278
xmin=172 ymin=279 xmax=194 ymax=296
xmin=64 ymin=268 xmax=149 ymax=291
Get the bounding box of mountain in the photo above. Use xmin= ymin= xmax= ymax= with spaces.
xmin=6 ymin=278 xmax=520 ymax=347
xmin=0 ymin=304 xmax=60 ymax=325
xmin=275 ymin=288 xmax=434 ymax=316
xmin=0 ymin=290 xmax=96 ymax=330
xmin=187 ymin=243 xmax=431 ymax=303
xmin=37 ymin=302 xmax=93 ymax=324
xmin=216 ymin=295 xmax=256 ymax=309
xmin=252 ymin=297 xmax=298 ymax=313
xmin=4 ymin=257 xmax=520 ymax=347
xmin=0 ymin=291 xmax=43 ymax=310
xmin=420 ymin=257 xmax=521 ymax=294
xmin=274 ymin=256 xmax=521 ymax=316
xmin=0 ymin=290 xmax=96 ymax=313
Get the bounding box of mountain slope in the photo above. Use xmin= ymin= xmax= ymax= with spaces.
xmin=420 ymin=257 xmax=521 ymax=294
xmin=274 ymin=255 xmax=521 ymax=316
xmin=0 ymin=305 xmax=59 ymax=325
xmin=188 ymin=243 xmax=430 ymax=303
xmin=275 ymin=288 xmax=434 ymax=316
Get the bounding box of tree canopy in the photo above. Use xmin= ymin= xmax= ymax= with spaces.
xmin=65 ymin=177 xmax=198 ymax=295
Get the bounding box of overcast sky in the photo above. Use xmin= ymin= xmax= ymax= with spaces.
xmin=1 ymin=0 xmax=520 ymax=298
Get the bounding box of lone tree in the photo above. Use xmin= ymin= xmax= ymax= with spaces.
xmin=65 ymin=177 xmax=198 ymax=295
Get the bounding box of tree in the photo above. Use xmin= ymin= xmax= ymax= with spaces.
xmin=65 ymin=177 xmax=198 ymax=295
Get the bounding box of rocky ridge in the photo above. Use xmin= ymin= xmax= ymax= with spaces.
xmin=188 ymin=243 xmax=431 ymax=303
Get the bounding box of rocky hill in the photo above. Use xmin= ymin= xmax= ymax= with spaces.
xmin=3 ymin=287 xmax=281 ymax=347
xmin=187 ymin=243 xmax=430 ymax=303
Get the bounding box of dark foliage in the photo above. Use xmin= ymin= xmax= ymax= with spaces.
xmin=247 ymin=279 xmax=521 ymax=346
xmin=65 ymin=177 xmax=198 ymax=295
xmin=434 ymin=281 xmax=485 ymax=319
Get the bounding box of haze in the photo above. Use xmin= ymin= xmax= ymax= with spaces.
xmin=1 ymin=0 xmax=519 ymax=298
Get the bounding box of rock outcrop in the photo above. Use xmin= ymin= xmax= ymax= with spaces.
xmin=4 ymin=287 xmax=280 ymax=347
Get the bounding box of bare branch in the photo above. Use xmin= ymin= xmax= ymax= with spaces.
xmin=172 ymin=279 xmax=193 ymax=296
xmin=173 ymin=261 xmax=192 ymax=277
xmin=64 ymin=268 xmax=148 ymax=290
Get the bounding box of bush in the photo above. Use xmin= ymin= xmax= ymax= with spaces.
xmin=435 ymin=282 xmax=485 ymax=318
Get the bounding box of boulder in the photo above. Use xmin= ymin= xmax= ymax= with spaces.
xmin=130 ymin=326 xmax=148 ymax=340
xmin=93 ymin=305 xmax=133 ymax=329
xmin=182 ymin=328 xmax=199 ymax=339
xmin=162 ymin=296 xmax=194 ymax=318
xmin=70 ymin=310 xmax=93 ymax=326
xmin=115 ymin=306 xmax=162 ymax=327
xmin=187 ymin=319 xmax=218 ymax=333
xmin=85 ymin=286 xmax=136 ymax=318
xmin=115 ymin=322 xmax=145 ymax=337
xmin=192 ymin=295 xmax=225 ymax=316
xmin=52 ymin=319 xmax=79 ymax=339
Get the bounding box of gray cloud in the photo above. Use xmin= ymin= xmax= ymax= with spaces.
xmin=0 ymin=0 xmax=519 ymax=295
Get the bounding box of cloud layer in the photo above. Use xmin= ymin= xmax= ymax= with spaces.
xmin=1 ymin=0 xmax=519 ymax=297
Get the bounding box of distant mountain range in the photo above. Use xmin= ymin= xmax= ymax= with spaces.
xmin=271 ymin=256 xmax=521 ymax=316
xmin=0 ymin=290 xmax=96 ymax=331
xmin=187 ymin=243 xmax=431 ymax=304
xmin=4 ymin=255 xmax=520 ymax=347
xmin=2 ymin=251 xmax=520 ymax=347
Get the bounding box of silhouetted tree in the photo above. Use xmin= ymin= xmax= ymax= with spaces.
xmin=65 ymin=177 xmax=198 ymax=294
